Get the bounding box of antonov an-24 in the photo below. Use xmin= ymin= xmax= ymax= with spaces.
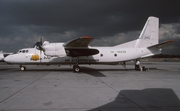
xmin=4 ymin=16 xmax=173 ymax=72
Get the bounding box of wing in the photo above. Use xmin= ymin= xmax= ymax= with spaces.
xmin=64 ymin=36 xmax=99 ymax=57
xmin=64 ymin=36 xmax=94 ymax=48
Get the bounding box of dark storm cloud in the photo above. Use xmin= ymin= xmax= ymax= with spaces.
xmin=0 ymin=0 xmax=180 ymax=54
xmin=1 ymin=0 xmax=179 ymax=33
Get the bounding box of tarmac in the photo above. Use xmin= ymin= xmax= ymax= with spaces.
xmin=0 ymin=62 xmax=180 ymax=111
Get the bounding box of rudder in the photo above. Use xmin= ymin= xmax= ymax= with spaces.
xmin=135 ymin=16 xmax=159 ymax=48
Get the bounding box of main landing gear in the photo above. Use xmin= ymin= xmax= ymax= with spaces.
xmin=120 ymin=62 xmax=126 ymax=69
xmin=20 ymin=65 xmax=26 ymax=71
xmin=72 ymin=57 xmax=81 ymax=73
xmin=73 ymin=65 xmax=81 ymax=73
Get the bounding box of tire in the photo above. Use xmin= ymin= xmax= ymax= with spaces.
xmin=73 ymin=65 xmax=80 ymax=73
xmin=20 ymin=66 xmax=26 ymax=71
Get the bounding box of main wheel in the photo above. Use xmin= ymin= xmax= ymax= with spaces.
xmin=73 ymin=65 xmax=80 ymax=73
xmin=20 ymin=66 xmax=26 ymax=71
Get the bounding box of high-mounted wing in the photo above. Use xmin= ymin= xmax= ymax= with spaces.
xmin=64 ymin=36 xmax=99 ymax=57
xmin=64 ymin=36 xmax=94 ymax=48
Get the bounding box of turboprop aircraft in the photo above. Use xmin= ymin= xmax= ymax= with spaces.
xmin=4 ymin=16 xmax=173 ymax=72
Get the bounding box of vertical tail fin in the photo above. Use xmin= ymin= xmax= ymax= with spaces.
xmin=135 ymin=16 xmax=159 ymax=48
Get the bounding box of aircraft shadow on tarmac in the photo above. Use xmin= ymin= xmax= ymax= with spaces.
xmin=14 ymin=66 xmax=139 ymax=77
xmin=88 ymin=88 xmax=180 ymax=111
xmin=19 ymin=67 xmax=111 ymax=77
xmin=0 ymin=65 xmax=158 ymax=77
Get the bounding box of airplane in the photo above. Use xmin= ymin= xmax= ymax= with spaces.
xmin=4 ymin=16 xmax=173 ymax=72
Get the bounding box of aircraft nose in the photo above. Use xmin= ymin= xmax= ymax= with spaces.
xmin=4 ymin=55 xmax=13 ymax=63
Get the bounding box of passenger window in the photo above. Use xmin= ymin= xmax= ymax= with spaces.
xmin=100 ymin=54 xmax=103 ymax=57
xmin=26 ymin=50 xmax=28 ymax=53
xmin=22 ymin=50 xmax=25 ymax=53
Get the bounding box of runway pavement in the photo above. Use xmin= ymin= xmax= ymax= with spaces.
xmin=0 ymin=62 xmax=180 ymax=111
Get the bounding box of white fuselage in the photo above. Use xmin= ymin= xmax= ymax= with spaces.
xmin=4 ymin=46 xmax=160 ymax=65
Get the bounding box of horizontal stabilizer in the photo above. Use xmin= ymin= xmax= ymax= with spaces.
xmin=148 ymin=40 xmax=174 ymax=49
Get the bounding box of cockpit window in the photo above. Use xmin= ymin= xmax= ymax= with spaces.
xmin=14 ymin=50 xmax=29 ymax=54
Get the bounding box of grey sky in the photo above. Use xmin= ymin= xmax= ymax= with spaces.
xmin=0 ymin=0 xmax=180 ymax=54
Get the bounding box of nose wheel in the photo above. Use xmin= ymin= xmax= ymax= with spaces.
xmin=73 ymin=65 xmax=80 ymax=73
xmin=20 ymin=65 xmax=26 ymax=71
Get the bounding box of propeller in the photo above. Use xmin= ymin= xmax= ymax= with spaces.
xmin=40 ymin=37 xmax=44 ymax=62
xmin=39 ymin=37 xmax=44 ymax=51
xmin=35 ymin=37 xmax=45 ymax=62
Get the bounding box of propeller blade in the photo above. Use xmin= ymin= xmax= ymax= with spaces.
xmin=39 ymin=37 xmax=43 ymax=63
xmin=39 ymin=37 xmax=44 ymax=51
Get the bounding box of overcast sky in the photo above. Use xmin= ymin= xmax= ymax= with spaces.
xmin=0 ymin=0 xmax=180 ymax=54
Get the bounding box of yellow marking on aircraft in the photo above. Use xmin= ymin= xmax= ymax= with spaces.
xmin=31 ymin=54 xmax=39 ymax=61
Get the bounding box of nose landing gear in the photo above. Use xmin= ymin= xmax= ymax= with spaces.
xmin=20 ymin=65 xmax=26 ymax=71
xmin=73 ymin=65 xmax=80 ymax=73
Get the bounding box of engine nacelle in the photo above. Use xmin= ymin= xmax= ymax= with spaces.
xmin=43 ymin=42 xmax=66 ymax=57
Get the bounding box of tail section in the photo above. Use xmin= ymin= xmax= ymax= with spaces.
xmin=114 ymin=16 xmax=159 ymax=48
xmin=135 ymin=16 xmax=159 ymax=48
